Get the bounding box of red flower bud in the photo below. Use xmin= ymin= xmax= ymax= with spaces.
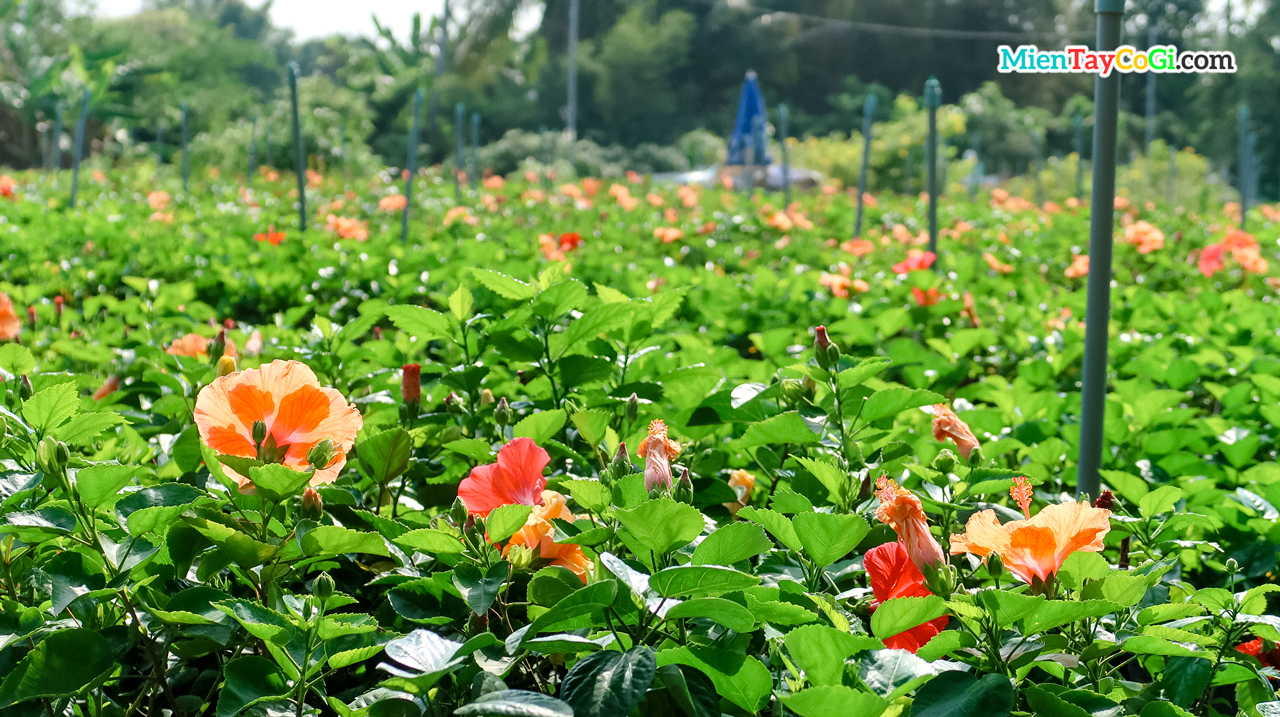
xmin=301 ymin=487 xmax=324 ymax=521
xmin=814 ymin=325 xmax=831 ymax=351
xmin=54 ymin=295 xmax=64 ymax=318
xmin=401 ymin=364 xmax=421 ymax=404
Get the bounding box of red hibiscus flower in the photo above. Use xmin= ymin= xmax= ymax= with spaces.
xmin=866 ymin=541 xmax=948 ymax=653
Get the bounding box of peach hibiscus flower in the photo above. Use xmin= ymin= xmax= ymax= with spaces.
xmin=1064 ymin=254 xmax=1089 ymax=279
xmin=0 ymin=293 xmax=21 ymax=341
xmin=194 ymin=360 xmax=363 ymax=489
xmin=166 ymin=333 xmax=237 ymax=359
xmin=875 ymin=477 xmax=946 ymax=572
xmin=379 ymin=194 xmax=408 ymax=212
xmin=930 ymin=403 xmax=979 ymax=460
xmin=654 ymin=227 xmax=684 ymax=244
xmin=982 ymin=252 xmax=1013 ymax=274
xmin=724 ymin=469 xmax=755 ymax=515
xmin=637 ymin=419 xmax=681 ymax=492
xmin=1124 ymin=221 xmax=1164 ymax=254
xmin=1198 ymin=243 xmax=1226 ymax=277
xmin=892 ymin=250 xmax=936 ymax=274
xmin=950 ymin=477 xmax=1111 ymax=588
xmin=148 ymin=191 xmax=171 ymax=210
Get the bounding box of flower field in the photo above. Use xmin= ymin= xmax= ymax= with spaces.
xmin=1 ymin=164 xmax=1280 ymax=717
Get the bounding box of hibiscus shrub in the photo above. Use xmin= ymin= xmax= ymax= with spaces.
xmin=0 ymin=166 xmax=1279 ymax=717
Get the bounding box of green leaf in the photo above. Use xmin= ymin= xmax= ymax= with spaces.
xmin=656 ymin=645 xmax=772 ymax=713
xmin=1022 ymin=685 xmax=1091 ymax=717
xmin=453 ymin=562 xmax=510 ymax=616
xmin=1099 ymin=469 xmax=1148 ymax=503
xmin=741 ymin=411 xmax=822 ymax=447
xmin=0 ymin=629 xmax=115 ymax=707
xmin=692 ymin=522 xmax=773 ymax=565
xmin=654 ymin=664 xmax=719 ymax=717
xmin=838 ymin=357 xmax=894 ymax=389
xmin=859 ymin=388 xmax=945 ymax=424
xmin=562 ymin=303 xmax=633 ymax=350
xmin=0 ymin=507 xmax=76 ymax=542
xmin=525 ymin=581 xmax=617 ymax=639
xmin=785 ymin=625 xmax=883 ymax=687
xmin=1099 ymin=572 xmax=1149 ymax=608
xmin=1023 ymin=600 xmax=1121 ymax=634
xmin=1122 ymin=636 xmax=1210 ymax=658
xmin=449 ymin=285 xmax=474 ymax=321
xmin=471 ymin=270 xmax=539 ymax=301
xmin=1139 ymin=703 xmax=1195 ymax=717
xmin=916 ymin=631 xmax=976 ymax=662
xmin=858 ymin=649 xmax=937 ymax=700
xmin=115 ymin=483 xmax=203 ymax=536
xmin=783 ymin=686 xmax=888 ymax=717
xmin=570 ymin=409 xmax=611 ymax=447
xmin=795 ymin=456 xmax=850 ymax=505
xmin=976 ymin=590 xmax=1045 ymax=628
xmin=563 ymin=480 xmax=611 ymax=514
xmin=909 ymin=671 xmax=1015 ymax=717
xmin=444 ymin=438 xmax=494 ymax=463
xmin=215 ymin=600 xmax=295 ymax=644
xmin=246 ymin=463 xmax=313 ymax=502
xmin=871 ymin=596 xmax=947 ymax=641
xmin=53 ymin=411 xmax=128 ymax=445
xmin=663 ymin=598 xmax=756 ymax=632
xmin=1139 ymin=485 xmax=1183 ymax=518
xmin=532 ymin=279 xmax=588 ymax=319
xmin=0 ymin=343 xmax=36 ymax=376
xmin=560 ymin=647 xmax=656 ymax=717
xmin=23 ymin=381 xmax=78 ymax=433
xmin=614 ymin=498 xmax=704 ymax=555
xmin=395 ymin=528 xmax=464 ymax=555
xmin=215 ymin=656 xmax=288 ymax=717
xmin=75 ymin=463 xmax=137 ymax=508
xmin=385 ymin=305 xmax=454 ymax=342
xmin=356 ymin=427 xmax=413 ymax=485
xmin=1160 ymin=656 xmax=1212 ymax=707
xmin=792 ymin=512 xmax=869 ymax=568
xmin=514 ymin=410 xmax=566 ymax=444
xmin=528 ymin=567 xmax=583 ymax=607
xmin=454 ymin=690 xmax=573 ymax=717
xmin=486 ymin=504 xmax=533 ymax=544
xmin=301 ymin=525 xmax=389 ymax=556
xmin=649 ymin=565 xmax=760 ymax=598
xmin=737 ymin=506 xmax=801 ymax=552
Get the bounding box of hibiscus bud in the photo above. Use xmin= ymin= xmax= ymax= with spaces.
xmin=209 ymin=329 xmax=228 ymax=361
xmin=608 ymin=442 xmax=632 ymax=483
xmin=674 ymin=468 xmax=695 ymax=504
xmin=36 ymin=436 xmax=63 ymax=479
xmin=306 ymin=439 xmax=335 ymax=471
xmin=966 ymin=446 xmax=984 ymax=467
xmin=921 ymin=562 xmax=956 ymax=599
xmin=301 ymin=487 xmax=324 ymax=520
xmin=401 ymin=364 xmax=421 ymax=405
xmin=313 ymin=571 xmax=335 ymax=603
xmin=252 ymin=420 xmax=268 ymax=447
xmin=450 ymin=497 xmax=469 ymax=525
xmin=494 ymin=397 xmax=512 ymax=426
xmin=480 ymin=389 xmax=495 ymax=406
xmin=852 ymin=595 xmax=876 ymax=617
xmin=507 ymin=544 xmax=536 ymax=571
xmin=1225 ymin=557 xmax=1239 ymax=576
xmin=985 ymin=552 xmax=1005 ymax=580
xmin=216 ymin=355 xmax=237 ymax=378
xmin=55 ymin=440 xmax=70 ymax=468
xmin=1094 ymin=489 xmax=1114 ymax=510
xmin=814 ymin=325 xmax=831 ymax=351
xmin=625 ymin=393 xmax=639 ymax=423
xmin=931 ymin=449 xmax=957 ymax=474
xmin=19 ymin=374 xmax=33 ymax=401
xmin=780 ymin=378 xmax=805 ymax=405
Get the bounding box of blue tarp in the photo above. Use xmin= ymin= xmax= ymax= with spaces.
xmin=726 ymin=71 xmax=771 ymax=166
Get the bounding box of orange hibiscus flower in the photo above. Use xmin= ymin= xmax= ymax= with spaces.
xmin=875 ymin=477 xmax=946 ymax=572
xmin=1064 ymin=254 xmax=1089 ymax=279
xmin=892 ymin=250 xmax=936 ymax=274
xmin=254 ymin=225 xmax=285 ymax=246
xmin=950 ymin=478 xmax=1111 ymax=588
xmin=1198 ymin=243 xmax=1226 ymax=277
xmin=724 ymin=469 xmax=755 ymax=515
xmin=0 ymin=293 xmax=21 ymax=341
xmin=911 ymin=287 xmax=941 ymax=306
xmin=379 ymin=194 xmax=408 ymax=212
xmin=505 ymin=490 xmax=593 ymax=580
xmin=931 ymin=403 xmax=979 ymax=460
xmin=166 ymin=333 xmax=237 ymax=359
xmin=637 ymin=419 xmax=681 ymax=492
xmin=193 ymin=360 xmax=363 ymax=490
xmin=982 ymin=252 xmax=1013 ymax=274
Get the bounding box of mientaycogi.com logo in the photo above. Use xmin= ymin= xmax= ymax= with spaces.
xmin=997 ymin=44 xmax=1236 ymax=77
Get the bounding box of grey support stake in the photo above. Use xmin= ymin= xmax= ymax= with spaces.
xmin=470 ymin=112 xmax=480 ymax=190
xmin=1145 ymin=25 xmax=1157 ymax=152
xmin=248 ymin=114 xmax=258 ymax=180
xmin=181 ymin=102 xmax=190 ymax=192
xmin=779 ymin=104 xmax=791 ymax=207
xmin=288 ymin=62 xmax=307 ymax=231
xmin=1238 ymin=105 xmax=1249 ymax=229
xmin=53 ymin=104 xmax=64 ymax=171
xmin=924 ymin=77 xmax=940 ymax=258
xmin=1076 ymin=0 xmax=1125 ymax=502
xmin=402 ymin=88 xmax=424 ymax=243
xmin=566 ymin=0 xmax=579 ymax=171
xmin=454 ymin=103 xmax=465 ymax=202
xmin=1073 ymin=115 xmax=1084 ymax=199
xmin=68 ymin=89 xmax=90 ymax=209
xmin=853 ymin=94 xmax=876 ymax=238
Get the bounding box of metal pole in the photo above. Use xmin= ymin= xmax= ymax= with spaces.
xmin=779 ymin=104 xmax=791 ymax=206
xmin=1033 ymin=130 xmax=1044 ymax=206
xmin=1238 ymin=105 xmax=1249 ymax=229
xmin=427 ymin=0 xmax=449 ymax=135
xmin=156 ymin=123 xmax=164 ymax=166
xmin=402 ymin=88 xmax=424 ymax=242
xmin=180 ymin=102 xmax=190 ymax=192
xmin=853 ymin=94 xmax=876 ymax=238
xmin=40 ymin=124 xmax=49 ymax=173
xmin=1248 ymin=131 xmax=1258 ymax=212
xmin=566 ymin=0 xmax=579 ymax=171
xmin=1076 ymin=0 xmax=1125 ymax=502
xmin=1073 ymin=115 xmax=1084 ymax=199
xmin=248 ymin=114 xmax=258 ymax=180
xmin=924 ymin=77 xmax=940 ymax=257
xmin=53 ymin=104 xmax=64 ymax=171
xmin=68 ymin=89 xmax=90 ymax=209
xmin=454 ymin=102 xmax=465 ymax=202
xmin=539 ymin=126 xmax=552 ymax=190
xmin=288 ymin=62 xmax=307 ymax=231
xmin=904 ymin=148 xmax=913 ymax=195
xmin=470 ymin=112 xmax=480 ymax=189
xmin=1145 ymin=25 xmax=1157 ymax=152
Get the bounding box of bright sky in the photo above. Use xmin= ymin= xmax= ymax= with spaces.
xmin=93 ymin=0 xmax=456 ymax=41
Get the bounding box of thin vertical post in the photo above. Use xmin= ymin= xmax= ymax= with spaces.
xmin=1238 ymin=105 xmax=1249 ymax=229
xmin=53 ymin=104 xmax=64 ymax=171
xmin=288 ymin=62 xmax=307 ymax=231
xmin=779 ymin=103 xmax=791 ymax=207
xmin=470 ymin=112 xmax=480 ymax=189
xmin=924 ymin=77 xmax=940 ymax=257
xmin=743 ymin=114 xmax=761 ymax=195
xmin=1073 ymin=114 xmax=1084 ymax=199
xmin=539 ymin=126 xmax=552 ymax=190
xmin=427 ymin=0 xmax=449 ymax=134
xmin=68 ymin=89 xmax=90 ymax=209
xmin=1247 ymin=131 xmax=1258 ymax=212
xmin=263 ymin=124 xmax=271 ymax=169
xmin=402 ymin=88 xmax=424 ymax=242
xmin=1167 ymin=147 xmax=1177 ymax=206
xmin=248 ymin=114 xmax=258 ymax=179
xmin=904 ymin=148 xmax=913 ymax=195
xmin=566 ymin=0 xmax=579 ymax=170
xmin=853 ymin=94 xmax=876 ymax=238
xmin=338 ymin=124 xmax=348 ymax=180
xmin=180 ymin=102 xmax=190 ymax=192
xmin=1145 ymin=25 xmax=1157 ymax=152
xmin=40 ymin=124 xmax=49 ymax=173
xmin=156 ymin=123 xmax=164 ymax=166
xmin=969 ymin=131 xmax=981 ymax=201
xmin=454 ymin=102 xmax=465 ymax=202
xmin=1076 ymin=0 xmax=1125 ymax=502
xmin=1033 ymin=130 xmax=1044 ymax=205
